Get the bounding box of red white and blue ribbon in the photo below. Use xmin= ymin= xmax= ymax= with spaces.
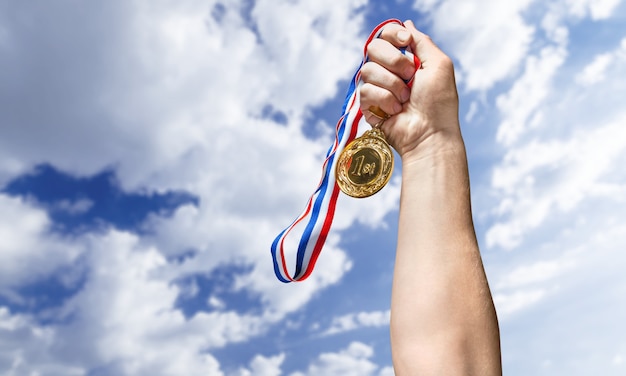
xmin=271 ymin=19 xmax=419 ymax=283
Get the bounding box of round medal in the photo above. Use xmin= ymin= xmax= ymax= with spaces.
xmin=336 ymin=127 xmax=394 ymax=198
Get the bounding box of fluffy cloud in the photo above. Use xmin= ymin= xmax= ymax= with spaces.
xmin=235 ymin=353 xmax=285 ymax=376
xmin=235 ymin=343 xmax=396 ymax=376
xmin=3 ymin=0 xmax=625 ymax=374
xmin=0 ymin=194 xmax=82 ymax=289
xmin=320 ymin=309 xmax=390 ymax=336
xmin=412 ymin=0 xmax=624 ymax=92
xmin=1 ymin=229 xmax=221 ymax=375
xmin=494 ymin=217 xmax=626 ymax=374
xmin=495 ymin=45 xmax=567 ymax=147
xmin=488 ymin=34 xmax=626 ymax=250
xmin=0 ymin=226 xmax=285 ymax=375
xmin=575 ymin=53 xmax=614 ymax=86
xmin=0 ymin=0 xmax=392 ymax=373
xmin=0 ymin=0 xmax=381 ymax=298
xmin=413 ymin=0 xmax=536 ymax=91
xmin=480 ymin=6 xmax=626 ymax=373
xmin=408 ymin=1 xmax=626 ymax=372
xmin=566 ymin=0 xmax=623 ymax=19
xmin=0 ymin=0 xmax=368 ymax=190
xmin=290 ymin=342 xmax=389 ymax=376
xmin=0 ymin=308 xmax=86 ymax=376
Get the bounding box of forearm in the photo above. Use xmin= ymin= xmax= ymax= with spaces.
xmin=390 ymin=131 xmax=501 ymax=375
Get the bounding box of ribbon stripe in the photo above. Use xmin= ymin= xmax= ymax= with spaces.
xmin=271 ymin=19 xmax=417 ymax=283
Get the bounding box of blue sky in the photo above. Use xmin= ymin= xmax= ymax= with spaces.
xmin=1 ymin=0 xmax=626 ymax=375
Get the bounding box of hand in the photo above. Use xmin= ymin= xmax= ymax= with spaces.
xmin=360 ymin=20 xmax=461 ymax=162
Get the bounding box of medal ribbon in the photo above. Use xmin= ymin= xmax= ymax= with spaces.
xmin=271 ymin=19 xmax=420 ymax=283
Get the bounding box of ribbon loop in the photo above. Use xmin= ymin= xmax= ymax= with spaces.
xmin=271 ymin=19 xmax=418 ymax=283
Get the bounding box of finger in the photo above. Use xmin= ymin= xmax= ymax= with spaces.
xmin=366 ymin=38 xmax=416 ymax=81
xmin=360 ymin=82 xmax=403 ymax=125
xmin=362 ymin=111 xmax=386 ymax=127
xmin=361 ymin=61 xmax=410 ymax=104
xmin=377 ymin=23 xmax=412 ymax=48
xmin=404 ymin=20 xmax=446 ymax=67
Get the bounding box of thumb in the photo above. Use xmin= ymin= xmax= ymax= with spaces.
xmin=404 ymin=20 xmax=443 ymax=67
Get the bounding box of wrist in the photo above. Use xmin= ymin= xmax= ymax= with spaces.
xmin=400 ymin=125 xmax=466 ymax=168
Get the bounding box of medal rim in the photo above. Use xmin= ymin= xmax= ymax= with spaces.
xmin=335 ymin=129 xmax=394 ymax=198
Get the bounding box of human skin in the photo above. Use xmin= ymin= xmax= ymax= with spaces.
xmin=359 ymin=20 xmax=502 ymax=375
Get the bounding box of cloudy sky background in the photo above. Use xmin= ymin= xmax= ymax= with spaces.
xmin=1 ymin=0 xmax=626 ymax=375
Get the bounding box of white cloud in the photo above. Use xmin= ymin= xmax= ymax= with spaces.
xmin=55 ymin=230 xmax=264 ymax=375
xmin=0 ymin=308 xmax=86 ymax=376
xmin=0 ymin=228 xmax=283 ymax=375
xmin=478 ymin=10 xmax=626 ymax=371
xmin=487 ymin=118 xmax=626 ymax=249
xmin=53 ymin=198 xmax=94 ymax=215
xmin=495 ymin=45 xmax=567 ymax=147
xmin=3 ymin=0 xmax=624 ymax=375
xmin=0 ymin=0 xmax=380 ymax=314
xmin=208 ymin=295 xmax=226 ymax=310
xmin=576 ymin=53 xmax=614 ymax=86
xmin=0 ymin=194 xmax=82 ymax=289
xmin=413 ymin=0 xmax=440 ymax=11
xmin=540 ymin=8 xmax=570 ymax=45
xmin=495 ymin=218 xmax=626 ymax=374
xmin=412 ymin=0 xmax=623 ymax=93
xmin=251 ymin=0 xmax=368 ymax=111
xmin=494 ymin=288 xmax=546 ymax=317
xmin=413 ymin=0 xmax=536 ymax=91
xmin=0 ymin=1 xmax=399 ymax=373
xmin=232 ymin=232 xmax=353 ymax=317
xmin=487 ymin=33 xmax=626 ymax=249
xmin=238 ymin=346 xmax=395 ymax=376
xmin=320 ymin=309 xmax=390 ymax=336
xmin=235 ymin=353 xmax=285 ymax=376
xmin=0 ymin=0 xmax=368 ymax=193
xmin=290 ymin=342 xmax=382 ymax=376
xmin=566 ymin=0 xmax=623 ymax=19
xmin=493 ymin=254 xmax=573 ymax=318
xmin=465 ymin=100 xmax=479 ymax=123
xmin=575 ymin=36 xmax=626 ymax=86
xmin=496 ymin=259 xmax=574 ymax=290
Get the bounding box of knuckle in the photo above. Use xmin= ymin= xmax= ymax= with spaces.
xmin=360 ymin=62 xmax=375 ymax=79
xmin=383 ymin=90 xmax=396 ymax=103
xmin=392 ymin=82 xmax=407 ymax=99
xmin=391 ymin=54 xmax=413 ymax=76
xmin=359 ymin=82 xmax=375 ymax=99
xmin=383 ymin=93 xmax=398 ymax=111
xmin=438 ymin=54 xmax=455 ymax=71
xmin=390 ymin=51 xmax=405 ymax=66
xmin=366 ymin=39 xmax=382 ymax=55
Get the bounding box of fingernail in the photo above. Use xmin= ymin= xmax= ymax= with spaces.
xmin=398 ymin=30 xmax=410 ymax=43
xmin=401 ymin=88 xmax=410 ymax=102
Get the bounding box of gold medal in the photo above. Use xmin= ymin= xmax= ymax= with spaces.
xmin=336 ymin=125 xmax=394 ymax=198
